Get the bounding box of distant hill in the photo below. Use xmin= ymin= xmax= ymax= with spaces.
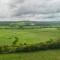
xmin=0 ymin=21 xmax=60 ymax=28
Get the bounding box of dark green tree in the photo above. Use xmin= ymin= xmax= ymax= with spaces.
xmin=12 ymin=37 xmax=19 ymax=46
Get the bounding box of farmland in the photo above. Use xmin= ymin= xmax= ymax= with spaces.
xmin=0 ymin=50 xmax=60 ymax=60
xmin=0 ymin=28 xmax=60 ymax=46
xmin=0 ymin=21 xmax=60 ymax=60
xmin=0 ymin=28 xmax=60 ymax=60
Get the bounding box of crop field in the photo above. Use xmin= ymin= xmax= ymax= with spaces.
xmin=0 ymin=28 xmax=60 ymax=46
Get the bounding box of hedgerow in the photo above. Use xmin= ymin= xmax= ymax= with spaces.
xmin=0 ymin=38 xmax=60 ymax=53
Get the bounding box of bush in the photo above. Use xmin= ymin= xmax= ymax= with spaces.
xmin=12 ymin=37 xmax=19 ymax=46
xmin=0 ymin=38 xmax=60 ymax=53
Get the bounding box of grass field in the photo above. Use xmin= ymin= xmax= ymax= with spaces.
xmin=0 ymin=28 xmax=60 ymax=45
xmin=0 ymin=28 xmax=60 ymax=46
xmin=0 ymin=50 xmax=60 ymax=60
xmin=0 ymin=28 xmax=60 ymax=60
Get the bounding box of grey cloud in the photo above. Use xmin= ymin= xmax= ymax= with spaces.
xmin=9 ymin=0 xmax=60 ymax=15
xmin=8 ymin=0 xmax=60 ymax=21
xmin=0 ymin=0 xmax=60 ymax=21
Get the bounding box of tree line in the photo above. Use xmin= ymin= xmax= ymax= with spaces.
xmin=0 ymin=37 xmax=60 ymax=54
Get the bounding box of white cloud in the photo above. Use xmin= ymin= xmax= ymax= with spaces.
xmin=0 ymin=0 xmax=60 ymax=21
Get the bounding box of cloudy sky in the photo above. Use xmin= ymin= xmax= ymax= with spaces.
xmin=0 ymin=0 xmax=60 ymax=21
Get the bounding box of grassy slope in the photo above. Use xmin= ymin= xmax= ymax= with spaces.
xmin=0 ymin=28 xmax=60 ymax=46
xmin=0 ymin=28 xmax=60 ymax=60
xmin=0 ymin=50 xmax=60 ymax=60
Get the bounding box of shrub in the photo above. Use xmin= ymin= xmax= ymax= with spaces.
xmin=0 ymin=38 xmax=60 ymax=53
xmin=12 ymin=37 xmax=19 ymax=46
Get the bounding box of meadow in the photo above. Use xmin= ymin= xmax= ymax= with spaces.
xmin=0 ymin=28 xmax=60 ymax=46
xmin=0 ymin=28 xmax=60 ymax=60
xmin=0 ymin=50 xmax=60 ymax=60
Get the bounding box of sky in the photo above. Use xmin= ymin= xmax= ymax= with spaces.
xmin=0 ymin=0 xmax=60 ymax=21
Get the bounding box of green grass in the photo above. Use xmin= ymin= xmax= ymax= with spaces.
xmin=0 ymin=50 xmax=60 ymax=60
xmin=0 ymin=28 xmax=60 ymax=46
xmin=0 ymin=28 xmax=60 ymax=60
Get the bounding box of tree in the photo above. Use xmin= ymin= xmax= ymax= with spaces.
xmin=12 ymin=37 xmax=19 ymax=46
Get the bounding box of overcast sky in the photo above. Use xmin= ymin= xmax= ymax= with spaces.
xmin=0 ymin=0 xmax=60 ymax=21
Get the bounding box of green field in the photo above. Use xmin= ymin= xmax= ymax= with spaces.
xmin=0 ymin=28 xmax=60 ymax=46
xmin=0 ymin=50 xmax=60 ymax=60
xmin=0 ymin=28 xmax=60 ymax=60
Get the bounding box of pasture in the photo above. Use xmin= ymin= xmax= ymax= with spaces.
xmin=0 ymin=28 xmax=60 ymax=46
xmin=0 ymin=50 xmax=60 ymax=60
xmin=0 ymin=28 xmax=60 ymax=60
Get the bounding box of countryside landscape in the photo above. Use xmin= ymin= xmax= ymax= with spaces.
xmin=0 ymin=0 xmax=60 ymax=60
xmin=0 ymin=21 xmax=60 ymax=60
